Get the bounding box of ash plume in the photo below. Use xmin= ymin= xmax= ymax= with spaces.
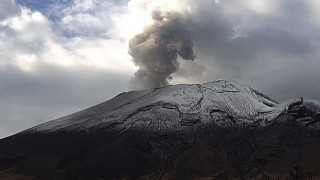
xmin=129 ymin=10 xmax=195 ymax=90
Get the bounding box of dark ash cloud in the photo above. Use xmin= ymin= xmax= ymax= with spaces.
xmin=129 ymin=10 xmax=195 ymax=90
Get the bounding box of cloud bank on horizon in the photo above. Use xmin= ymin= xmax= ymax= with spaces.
xmin=1 ymin=0 xmax=320 ymax=137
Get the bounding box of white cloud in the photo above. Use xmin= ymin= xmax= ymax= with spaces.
xmin=58 ymin=0 xmax=126 ymax=37
xmin=0 ymin=0 xmax=137 ymax=138
xmin=1 ymin=0 xmax=320 ymax=138
xmin=0 ymin=0 xmax=136 ymax=73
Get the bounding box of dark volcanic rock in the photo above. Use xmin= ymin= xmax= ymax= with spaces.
xmin=0 ymin=80 xmax=320 ymax=179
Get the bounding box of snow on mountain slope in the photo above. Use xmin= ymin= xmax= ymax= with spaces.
xmin=24 ymin=80 xmax=293 ymax=134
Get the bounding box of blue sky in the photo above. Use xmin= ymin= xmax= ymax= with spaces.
xmin=16 ymin=0 xmax=74 ymax=22
xmin=1 ymin=0 xmax=320 ymax=138
xmin=16 ymin=0 xmax=72 ymax=11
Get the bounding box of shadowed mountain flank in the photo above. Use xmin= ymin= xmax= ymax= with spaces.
xmin=0 ymin=80 xmax=319 ymax=179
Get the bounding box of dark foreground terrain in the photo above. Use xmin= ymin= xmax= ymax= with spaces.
xmin=0 ymin=81 xmax=319 ymax=179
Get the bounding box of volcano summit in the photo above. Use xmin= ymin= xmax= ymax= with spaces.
xmin=0 ymin=80 xmax=320 ymax=179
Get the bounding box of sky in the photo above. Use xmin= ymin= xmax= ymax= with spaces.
xmin=1 ymin=0 xmax=320 ymax=138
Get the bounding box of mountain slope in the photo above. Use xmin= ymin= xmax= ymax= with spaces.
xmin=25 ymin=80 xmax=280 ymax=134
xmin=0 ymin=80 xmax=320 ymax=179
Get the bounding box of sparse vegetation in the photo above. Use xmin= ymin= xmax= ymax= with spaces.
xmin=290 ymin=166 xmax=317 ymax=180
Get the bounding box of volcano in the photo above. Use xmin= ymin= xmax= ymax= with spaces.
xmin=0 ymin=80 xmax=320 ymax=179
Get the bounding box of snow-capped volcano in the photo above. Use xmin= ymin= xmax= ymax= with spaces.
xmin=1 ymin=80 xmax=320 ymax=179
xmin=26 ymin=80 xmax=282 ymax=134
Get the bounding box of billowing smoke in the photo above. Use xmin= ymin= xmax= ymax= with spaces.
xmin=125 ymin=0 xmax=320 ymax=101
xmin=129 ymin=10 xmax=195 ymax=90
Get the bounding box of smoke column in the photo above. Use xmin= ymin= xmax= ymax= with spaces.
xmin=129 ymin=10 xmax=195 ymax=90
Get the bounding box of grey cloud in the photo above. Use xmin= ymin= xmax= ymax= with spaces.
xmin=168 ymin=0 xmax=320 ymax=101
xmin=126 ymin=0 xmax=320 ymax=101
xmin=2 ymin=0 xmax=320 ymax=139
xmin=0 ymin=64 xmax=130 ymax=138
xmin=0 ymin=0 xmax=134 ymax=138
xmin=0 ymin=0 xmax=20 ymax=19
